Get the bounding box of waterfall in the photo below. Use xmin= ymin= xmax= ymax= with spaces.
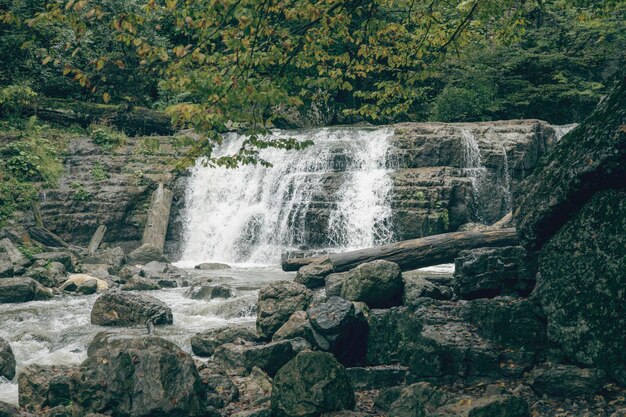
xmin=460 ymin=129 xmax=489 ymax=223
xmin=178 ymin=127 xmax=395 ymax=266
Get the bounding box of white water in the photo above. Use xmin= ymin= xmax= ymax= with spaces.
xmin=460 ymin=129 xmax=490 ymax=223
xmin=178 ymin=127 xmax=395 ymax=266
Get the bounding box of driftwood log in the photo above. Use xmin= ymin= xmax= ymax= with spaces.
xmin=282 ymin=228 xmax=519 ymax=272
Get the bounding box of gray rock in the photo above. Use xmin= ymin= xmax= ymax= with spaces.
xmin=294 ymin=259 xmax=334 ymax=289
xmin=121 ymin=276 xmax=160 ymax=291
xmin=273 ymin=310 xmax=329 ymax=351
xmin=78 ymin=263 xmax=110 ymax=279
xmin=324 ymin=272 xmax=347 ymax=298
xmin=191 ymin=326 xmax=260 ymax=357
xmin=71 ymin=336 xmax=206 ymax=417
xmin=126 ymin=244 xmax=168 ymax=265
xmin=24 ymin=261 xmax=67 ymax=287
xmin=139 ymin=261 xmax=187 ymax=280
xmin=197 ymin=366 xmax=239 ymax=408
xmin=213 ymin=339 xmax=306 ymax=377
xmin=527 ymin=364 xmax=607 ymax=398
xmin=341 ymin=260 xmax=403 ymax=308
xmin=186 ymin=284 xmax=235 ymax=300
xmin=453 ymin=246 xmax=535 ymax=299
xmin=0 ymin=238 xmax=27 ymax=267
xmin=256 ymin=281 xmax=313 ymax=339
xmin=82 ymin=247 xmax=125 ymax=272
xmin=0 ymin=337 xmax=16 ymax=380
xmin=535 ymin=190 xmax=626 ymax=383
xmin=0 ymin=262 xmax=13 ymax=278
xmin=195 ymin=262 xmax=231 ymax=270
xmin=32 ymin=252 xmax=74 ymax=272
xmin=18 ymin=364 xmax=76 ymax=411
xmin=271 ymin=351 xmax=355 ymax=417
xmin=76 ymin=278 xmax=97 ymax=295
xmin=90 ymin=292 xmax=173 ymax=326
xmin=0 ymin=277 xmax=53 ymax=303
xmin=346 ymin=365 xmax=407 ymax=390
xmin=307 ymin=296 xmax=368 ymax=366
xmin=403 ymin=273 xmax=448 ymax=305
xmin=388 ymin=382 xmax=449 ymax=416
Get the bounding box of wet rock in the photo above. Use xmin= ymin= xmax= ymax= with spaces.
xmin=402 ymin=273 xmax=449 ymax=305
xmin=71 ymin=336 xmax=207 ymax=417
xmin=81 ymin=247 xmax=125 ymax=272
xmin=191 ymin=325 xmax=260 ymax=357
xmin=234 ymin=366 xmax=273 ymax=405
xmin=0 ymin=337 xmax=15 ymax=380
xmin=126 ymin=244 xmax=168 ymax=264
xmin=324 ymin=272 xmax=347 ymax=298
xmin=434 ymin=395 xmax=531 ymax=417
xmin=0 ymin=400 xmax=21 ymax=417
xmin=186 ymin=284 xmax=236 ymax=300
xmin=32 ymin=252 xmax=74 ymax=272
xmin=527 ymin=364 xmax=607 ymax=398
xmin=195 ymin=262 xmax=231 ymax=270
xmin=76 ymin=278 xmax=97 ymax=295
xmin=345 ymin=365 xmax=407 ymax=390
xmin=453 ymin=246 xmax=535 ymax=299
xmin=273 ymin=310 xmax=329 ymax=351
xmin=121 ymin=276 xmax=159 ymax=291
xmin=535 ymin=190 xmax=626 ymax=383
xmin=18 ymin=364 xmax=76 ymax=411
xmin=60 ymin=274 xmax=108 ymax=293
xmin=140 ymin=261 xmax=186 ymax=279
xmin=256 ymin=281 xmax=313 ymax=339
xmin=307 ymin=296 xmax=369 ymax=366
xmin=341 ymin=260 xmax=403 ymax=308
xmin=197 ymin=366 xmax=239 ymax=408
xmin=0 ymin=277 xmax=53 ymax=303
xmin=0 ymin=262 xmax=13 ymax=278
xmin=466 ymin=298 xmax=547 ymax=351
xmin=271 ymin=351 xmax=355 ymax=417
xmin=294 ymin=258 xmax=334 ymax=289
xmin=213 ymin=339 xmax=306 ymax=377
xmin=90 ymin=292 xmax=173 ymax=326
xmin=25 ymin=261 xmax=67 ymax=287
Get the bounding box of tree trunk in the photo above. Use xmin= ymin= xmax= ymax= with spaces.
xmin=282 ymin=228 xmax=519 ymax=272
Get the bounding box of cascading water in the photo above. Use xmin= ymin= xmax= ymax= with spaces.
xmin=460 ymin=129 xmax=490 ymax=223
xmin=178 ymin=127 xmax=395 ymax=266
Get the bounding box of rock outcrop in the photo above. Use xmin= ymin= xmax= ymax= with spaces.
xmin=340 ymin=260 xmax=403 ymax=308
xmin=256 ymin=281 xmax=312 ymax=339
xmin=0 ymin=277 xmax=53 ymax=303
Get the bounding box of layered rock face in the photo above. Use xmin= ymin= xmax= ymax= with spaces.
xmin=38 ymin=135 xmax=186 ymax=253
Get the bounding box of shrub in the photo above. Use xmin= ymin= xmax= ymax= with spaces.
xmin=89 ymin=124 xmax=127 ymax=149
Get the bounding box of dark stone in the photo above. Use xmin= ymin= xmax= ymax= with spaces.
xmin=186 ymin=284 xmax=235 ymax=300
xmin=76 ymin=279 xmax=97 ymax=295
xmin=453 ymin=246 xmax=535 ymax=299
xmin=307 ymin=296 xmax=369 ymax=366
xmin=294 ymin=259 xmax=334 ymax=289
xmin=71 ymin=336 xmax=207 ymax=417
xmin=90 ymin=292 xmax=173 ymax=326
xmin=514 ymin=77 xmax=626 ymax=250
xmin=0 ymin=277 xmax=53 ymax=303
xmin=464 ymin=395 xmax=531 ymax=417
xmin=25 ymin=261 xmax=67 ymax=287
xmin=82 ymin=247 xmax=125 ymax=272
xmin=341 ymin=260 xmax=403 ymax=308
xmin=527 ymin=364 xmax=607 ymax=398
xmin=0 ymin=262 xmax=13 ymax=278
xmin=0 ymin=338 xmax=15 ymax=380
xmin=345 ymin=365 xmax=407 ymax=390
xmin=191 ymin=326 xmax=260 ymax=357
xmin=466 ymin=298 xmax=547 ymax=351
xmin=536 ymin=190 xmax=626 ymax=382
xmin=273 ymin=310 xmax=329 ymax=351
xmin=402 ymin=273 xmax=449 ymax=305
xmin=256 ymin=281 xmax=313 ymax=339
xmin=374 ymin=386 xmax=404 ymax=411
xmin=271 ymin=351 xmax=355 ymax=417
xmin=324 ymin=272 xmax=347 ymax=298
xmin=195 ymin=262 xmax=231 ymax=270
xmin=139 ymin=261 xmax=187 ymax=280
xmin=18 ymin=364 xmax=76 ymax=411
xmin=32 ymin=252 xmax=74 ymax=272
xmin=198 ymin=369 xmax=239 ymax=408
xmin=213 ymin=339 xmax=306 ymax=377
xmin=0 ymin=401 xmax=21 ymax=417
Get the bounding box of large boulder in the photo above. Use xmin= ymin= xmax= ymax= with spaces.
xmin=402 ymin=273 xmax=450 ymax=305
xmin=0 ymin=337 xmax=15 ymax=380
xmin=72 ymin=336 xmax=207 ymax=416
xmin=32 ymin=252 xmax=74 ymax=273
xmin=271 ymin=351 xmax=355 ymax=417
xmin=186 ymin=284 xmax=235 ymax=300
xmin=126 ymin=244 xmax=168 ymax=265
xmin=535 ymin=190 xmax=626 ymax=382
xmin=0 ymin=277 xmax=53 ymax=303
xmin=90 ymin=292 xmax=173 ymax=326
xmin=0 ymin=238 xmax=28 ymax=266
xmin=340 ymin=260 xmax=403 ymax=308
xmin=273 ymin=311 xmax=329 ymax=351
xmin=306 ymin=297 xmax=369 ymax=366
xmin=60 ymin=274 xmax=108 ymax=293
xmin=81 ymin=247 xmax=125 ymax=272
xmin=514 ymin=77 xmax=626 ymax=250
xmin=256 ymin=281 xmax=312 ymax=339
xmin=453 ymin=246 xmax=535 ymax=299
xmin=213 ymin=339 xmax=306 ymax=377
xmin=191 ymin=326 xmax=260 ymax=357
xmin=25 ymin=261 xmax=67 ymax=287
xmin=18 ymin=364 xmax=76 ymax=411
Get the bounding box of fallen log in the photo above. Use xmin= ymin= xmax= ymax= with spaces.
xmin=28 ymin=226 xmax=70 ymax=248
xmin=282 ymin=228 xmax=519 ymax=272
